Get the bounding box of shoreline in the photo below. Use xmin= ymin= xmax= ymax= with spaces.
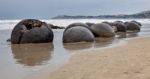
xmin=27 ymin=36 xmax=150 ymax=79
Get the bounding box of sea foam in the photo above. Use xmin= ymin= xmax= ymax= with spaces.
xmin=0 ymin=19 xmax=149 ymax=30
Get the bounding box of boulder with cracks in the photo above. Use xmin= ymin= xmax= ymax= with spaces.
xmin=11 ymin=19 xmax=54 ymax=44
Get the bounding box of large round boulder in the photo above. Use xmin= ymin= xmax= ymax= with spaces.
xmin=90 ymin=23 xmax=115 ymax=37
xmin=11 ymin=19 xmax=54 ymax=44
xmin=125 ymin=22 xmax=141 ymax=31
xmin=110 ymin=22 xmax=127 ymax=32
xmin=63 ymin=26 xmax=95 ymax=43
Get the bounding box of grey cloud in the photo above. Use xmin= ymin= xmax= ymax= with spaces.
xmin=0 ymin=0 xmax=149 ymax=19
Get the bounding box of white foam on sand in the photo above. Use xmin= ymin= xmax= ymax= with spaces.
xmin=0 ymin=20 xmax=20 ymax=30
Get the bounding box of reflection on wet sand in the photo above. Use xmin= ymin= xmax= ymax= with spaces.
xmin=11 ymin=43 xmax=54 ymax=66
xmin=63 ymin=32 xmax=140 ymax=51
xmin=127 ymin=32 xmax=139 ymax=38
xmin=116 ymin=32 xmax=139 ymax=39
xmin=94 ymin=37 xmax=117 ymax=47
xmin=116 ymin=33 xmax=127 ymax=39
xmin=63 ymin=42 xmax=93 ymax=51
xmin=63 ymin=37 xmax=118 ymax=51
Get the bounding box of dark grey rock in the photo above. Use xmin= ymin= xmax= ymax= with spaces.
xmin=125 ymin=22 xmax=141 ymax=31
xmin=90 ymin=23 xmax=115 ymax=37
xmin=131 ymin=20 xmax=142 ymax=26
xmin=11 ymin=19 xmax=54 ymax=44
xmin=63 ymin=26 xmax=95 ymax=43
xmin=110 ymin=22 xmax=127 ymax=32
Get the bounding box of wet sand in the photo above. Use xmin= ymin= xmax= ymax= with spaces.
xmin=28 ymin=37 xmax=150 ymax=79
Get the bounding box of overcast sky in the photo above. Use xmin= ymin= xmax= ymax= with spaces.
xmin=0 ymin=0 xmax=150 ymax=19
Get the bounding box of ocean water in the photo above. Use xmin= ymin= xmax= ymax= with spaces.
xmin=0 ymin=19 xmax=150 ymax=79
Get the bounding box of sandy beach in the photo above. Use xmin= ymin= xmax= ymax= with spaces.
xmin=1 ymin=19 xmax=150 ymax=79
xmin=1 ymin=0 xmax=150 ymax=78
xmin=27 ymin=37 xmax=150 ymax=79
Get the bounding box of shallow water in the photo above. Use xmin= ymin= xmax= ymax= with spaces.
xmin=0 ymin=19 xmax=150 ymax=79
xmin=0 ymin=29 xmax=70 ymax=79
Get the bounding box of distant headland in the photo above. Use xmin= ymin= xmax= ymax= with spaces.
xmin=52 ymin=10 xmax=150 ymax=19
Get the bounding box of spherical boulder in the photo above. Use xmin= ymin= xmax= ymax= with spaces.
xmin=11 ymin=19 xmax=54 ymax=44
xmin=63 ymin=26 xmax=95 ymax=43
xmin=90 ymin=23 xmax=115 ymax=37
xmin=110 ymin=22 xmax=127 ymax=32
xmin=125 ymin=22 xmax=141 ymax=31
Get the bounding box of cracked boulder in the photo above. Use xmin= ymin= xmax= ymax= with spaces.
xmin=11 ymin=19 xmax=54 ymax=44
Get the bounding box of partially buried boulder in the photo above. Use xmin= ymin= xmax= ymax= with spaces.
xmin=65 ymin=22 xmax=91 ymax=32
xmin=90 ymin=23 xmax=115 ymax=37
xmin=102 ymin=21 xmax=112 ymax=25
xmin=114 ymin=21 xmax=124 ymax=23
xmin=63 ymin=26 xmax=95 ymax=43
xmin=131 ymin=20 xmax=142 ymax=26
xmin=11 ymin=19 xmax=54 ymax=44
